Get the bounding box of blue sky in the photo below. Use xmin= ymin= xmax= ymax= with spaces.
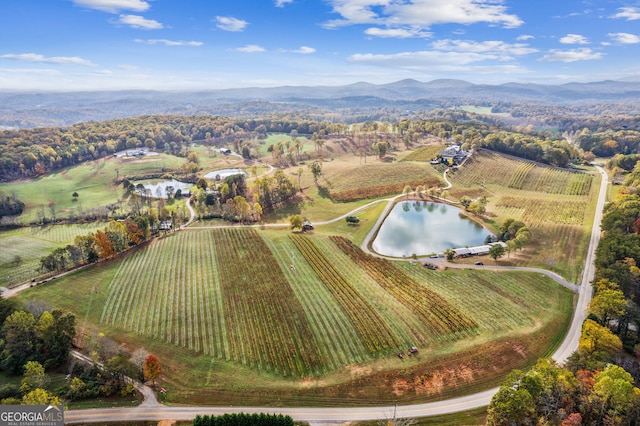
xmin=1 ymin=0 xmax=639 ymax=90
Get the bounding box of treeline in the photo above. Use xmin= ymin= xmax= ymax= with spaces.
xmin=0 ymin=115 xmax=344 ymax=182
xmin=0 ymin=301 xmax=75 ymax=374
xmin=1 ymin=112 xmax=614 ymax=184
xmin=0 ymin=297 xmax=77 ymax=405
xmin=38 ymin=218 xmax=151 ymax=274
xmin=193 ymin=413 xmax=294 ymax=426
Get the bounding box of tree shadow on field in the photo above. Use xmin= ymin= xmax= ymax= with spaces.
xmin=264 ymin=195 xmax=304 ymax=221
xmin=317 ymin=185 xmax=331 ymax=199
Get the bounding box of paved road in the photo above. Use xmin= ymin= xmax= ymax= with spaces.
xmin=62 ymin=166 xmax=608 ymax=424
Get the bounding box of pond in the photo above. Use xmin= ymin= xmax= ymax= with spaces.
xmin=204 ymin=168 xmax=247 ymax=180
xmin=141 ymin=179 xmax=192 ymax=198
xmin=372 ymin=201 xmax=493 ymax=257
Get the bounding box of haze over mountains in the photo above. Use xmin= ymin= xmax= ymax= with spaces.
xmin=1 ymin=78 xmax=640 ymax=129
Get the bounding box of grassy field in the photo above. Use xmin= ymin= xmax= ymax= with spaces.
xmin=17 ymin=227 xmax=573 ymax=405
xmin=0 ymin=153 xmax=186 ymax=223
xmin=400 ymin=144 xmax=447 ymax=162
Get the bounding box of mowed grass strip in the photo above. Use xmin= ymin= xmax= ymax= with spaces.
xmin=290 ymin=234 xmax=400 ymax=353
xmin=330 ymin=236 xmax=478 ymax=339
xmin=328 ymin=162 xmax=442 ymax=201
xmin=213 ymin=228 xmax=324 ymax=376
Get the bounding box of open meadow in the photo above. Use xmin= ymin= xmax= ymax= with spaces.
xmin=0 ymin=153 xmax=186 ymax=223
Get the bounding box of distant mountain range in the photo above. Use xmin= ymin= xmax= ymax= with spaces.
xmin=1 ymin=78 xmax=640 ymax=129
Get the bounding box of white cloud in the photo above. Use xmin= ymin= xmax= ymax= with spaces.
xmin=364 ymin=27 xmax=432 ymax=38
xmin=610 ymin=7 xmax=640 ymax=21
xmin=275 ymin=0 xmax=293 ymax=7
xmin=0 ymin=53 xmax=96 ymax=67
xmin=349 ymin=50 xmax=499 ymax=68
xmin=116 ymin=14 xmax=163 ymax=29
xmin=324 ymin=0 xmax=523 ymax=29
xmin=559 ymin=34 xmax=589 ymax=45
xmin=73 ymin=0 xmax=150 ymax=13
xmin=134 ymin=39 xmax=203 ymax=46
xmin=292 ymin=46 xmax=316 ymax=54
xmin=517 ymin=35 xmax=534 ymax=41
xmin=538 ymin=48 xmax=602 ymax=62
xmin=215 ymin=16 xmax=249 ymax=32
xmin=346 ymin=37 xmax=536 ymax=75
xmin=236 ymin=45 xmax=266 ymax=53
xmin=608 ymin=33 xmax=640 ymax=44
xmin=432 ymin=39 xmax=538 ymax=56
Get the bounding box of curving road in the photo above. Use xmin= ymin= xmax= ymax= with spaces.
xmin=63 ymin=166 xmax=608 ymax=424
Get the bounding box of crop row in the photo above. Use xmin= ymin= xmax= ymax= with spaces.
xmin=214 ymin=228 xmax=324 ymax=376
xmin=566 ymin=173 xmax=593 ymax=196
xmin=497 ymin=197 xmax=588 ymax=226
xmin=289 ymin=234 xmax=400 ymax=353
xmin=329 ymin=163 xmax=442 ymax=201
xmin=451 ymin=150 xmax=593 ymax=196
xmin=397 ymin=265 xmax=558 ymax=333
xmin=311 ymin=236 xmax=427 ymax=345
xmin=329 ymin=236 xmax=478 ymax=339
xmin=507 ymin=163 xmax=535 ymax=189
xmin=261 ymin=235 xmax=368 ymax=372
xmin=100 ymin=232 xmax=228 ymax=358
xmin=22 ymin=222 xmax=108 ymax=243
xmin=519 ymin=167 xmax=592 ymax=195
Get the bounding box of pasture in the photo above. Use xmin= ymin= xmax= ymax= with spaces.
xmin=18 ymin=227 xmax=573 ymax=404
xmin=0 ymin=153 xmax=186 ymax=223
xmin=256 ymin=133 xmax=313 ymax=158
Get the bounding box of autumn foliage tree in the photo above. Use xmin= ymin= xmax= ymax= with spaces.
xmin=143 ymin=354 xmax=161 ymax=385
xmin=94 ymin=230 xmax=115 ymax=259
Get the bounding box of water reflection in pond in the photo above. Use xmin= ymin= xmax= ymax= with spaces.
xmin=141 ymin=179 xmax=191 ymax=198
xmin=372 ymin=201 xmax=493 ymax=257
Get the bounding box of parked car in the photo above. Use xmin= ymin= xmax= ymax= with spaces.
xmin=474 ymin=261 xmax=484 ymax=265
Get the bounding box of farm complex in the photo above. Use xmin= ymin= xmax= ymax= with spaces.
xmin=1 ymin=126 xmax=596 ymax=410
